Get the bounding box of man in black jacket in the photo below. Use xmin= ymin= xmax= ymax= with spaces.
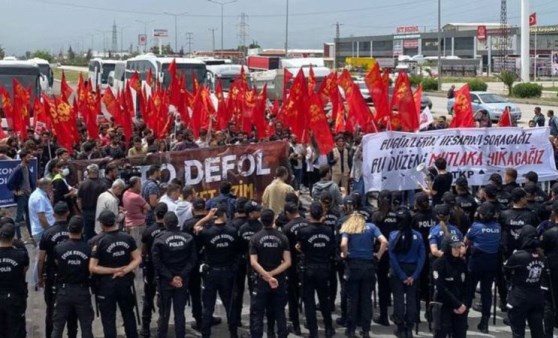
xmin=7 ymin=149 xmax=35 ymax=241
xmin=152 ymin=212 xmax=197 ymax=338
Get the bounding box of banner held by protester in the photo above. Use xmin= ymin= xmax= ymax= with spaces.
xmin=0 ymin=159 xmax=38 ymax=207
xmin=363 ymin=127 xmax=558 ymax=191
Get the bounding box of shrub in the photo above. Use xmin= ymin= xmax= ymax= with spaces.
xmin=467 ymin=79 xmax=488 ymax=92
xmin=512 ymin=83 xmax=543 ymax=98
xmin=422 ymin=78 xmax=438 ymax=91
xmin=409 ymin=74 xmax=423 ymax=87
xmin=496 ymin=70 xmax=518 ymax=96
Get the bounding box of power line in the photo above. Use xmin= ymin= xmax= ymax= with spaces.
xmin=238 ymin=12 xmax=249 ymax=49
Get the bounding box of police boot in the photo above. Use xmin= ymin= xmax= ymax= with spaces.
xmin=325 ymin=327 xmax=336 ymax=338
xmin=140 ymin=324 xmax=151 ymax=337
xmin=230 ymin=328 xmax=239 ymax=338
xmin=393 ymin=325 xmax=406 ymax=338
xmin=344 ymin=328 xmax=356 ymax=338
xmin=477 ymin=316 xmax=489 ymax=334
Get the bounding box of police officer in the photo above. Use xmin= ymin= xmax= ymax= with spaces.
xmin=0 ymin=223 xmax=29 ymax=338
xmin=499 ymin=187 xmax=540 ymax=308
xmin=151 ymin=212 xmax=197 ymax=338
xmin=235 ymin=201 xmax=263 ymax=326
xmin=541 ymin=201 xmax=558 ymax=338
xmin=389 ymin=208 xmax=426 ymax=338
xmin=525 ymin=182 xmax=547 ymax=221
xmin=194 ymin=205 xmax=240 ymax=338
xmin=372 ymin=190 xmax=399 ymax=326
xmin=340 ymin=208 xmax=388 ymax=338
xmin=37 ymin=201 xmax=78 ymax=338
xmin=139 ymin=203 xmax=168 ymax=337
xmin=431 ymin=235 xmax=468 ymax=338
xmin=443 ymin=192 xmax=471 ymax=235
xmin=503 ymin=225 xmax=545 ymax=337
xmin=90 ymin=210 xmax=142 ymax=338
xmin=296 ymin=202 xmax=336 ymax=338
xmin=429 ymin=204 xmax=464 ymax=259
xmin=230 ymin=197 xmax=249 ymax=230
xmin=51 ymin=215 xmax=94 ymax=338
xmin=454 ymin=176 xmax=478 ymax=221
xmin=282 ymin=201 xmax=309 ymax=334
xmin=249 ymin=208 xmax=291 ymax=338
xmin=464 ymin=202 xmax=502 ymax=334
xmin=320 ymin=191 xmax=342 ymax=312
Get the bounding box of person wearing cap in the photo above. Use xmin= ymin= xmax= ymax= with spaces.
xmin=372 ymin=190 xmax=400 ymax=327
xmin=312 ymin=164 xmax=343 ymax=207
xmin=94 ymin=179 xmax=126 ymax=234
xmin=282 ymin=202 xmax=310 ymax=334
xmin=51 ymin=215 xmax=94 ymax=338
xmin=7 ymin=148 xmax=35 ymax=241
xmin=431 ymin=235 xmax=468 ymax=338
xmin=193 ymin=205 xmax=241 ymax=338
xmin=0 ymin=223 xmax=29 ymax=338
xmin=138 ymin=202 xmax=168 ymax=337
xmin=235 ymin=201 xmax=264 ymax=327
xmin=503 ymin=225 xmax=545 ymax=337
xmin=151 ymin=212 xmax=197 ymax=338
xmin=38 ymin=201 xmax=78 ymax=338
xmin=340 ymin=205 xmax=388 ymax=338
xmin=524 ymin=182 xmax=547 ymax=221
xmin=262 ymin=166 xmax=295 ymax=215
xmin=319 ymin=191 xmax=342 ymax=311
xmin=422 ymin=157 xmax=453 ymax=207
xmin=29 ymin=178 xmax=56 ymax=242
xmin=464 ymin=202 xmax=502 ymax=334
xmin=443 ymin=192 xmax=471 ymax=236
xmin=141 ymin=165 xmax=162 ymax=227
xmin=77 ymin=163 xmax=107 ymax=240
xmin=429 ymin=204 xmax=464 ymax=259
xmin=541 ymin=201 xmax=558 ymax=337
xmin=523 ymin=171 xmax=548 ymax=203
xmin=90 ymin=209 xmax=142 ymax=338
xmin=500 ymin=188 xmax=540 ymax=259
xmin=454 ymin=176 xmax=478 ymax=221
xmin=389 ymin=208 xmax=426 ymax=338
xmin=295 ymin=202 xmax=336 ymax=338
xmin=503 ymin=167 xmax=520 ymax=194
xmin=327 ymin=134 xmax=352 ymax=194
xmin=249 ymin=208 xmax=291 ymax=338
xmin=229 ymin=197 xmax=249 ymax=231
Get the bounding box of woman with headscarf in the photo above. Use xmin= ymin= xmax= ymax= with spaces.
xmin=389 ymin=207 xmax=426 ymax=338
xmin=503 ymin=225 xmax=545 ymax=338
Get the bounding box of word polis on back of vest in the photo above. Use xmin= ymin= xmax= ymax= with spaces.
xmin=362 ymin=127 xmax=558 ymax=191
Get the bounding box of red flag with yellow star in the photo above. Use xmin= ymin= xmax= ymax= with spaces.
xmin=308 ymin=94 xmax=334 ymax=155
xmin=449 ymin=84 xmax=475 ymax=128
xmin=391 ymin=72 xmax=419 ymax=132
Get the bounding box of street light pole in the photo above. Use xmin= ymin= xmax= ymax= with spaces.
xmin=164 ymin=11 xmax=188 ymax=53
xmin=208 ymin=0 xmax=238 ymax=54
xmin=119 ymin=25 xmax=129 ymax=54
xmin=136 ymin=19 xmax=155 ymax=53
xmin=437 ymin=0 xmax=442 ymax=91
xmin=285 ymin=0 xmax=289 ymax=57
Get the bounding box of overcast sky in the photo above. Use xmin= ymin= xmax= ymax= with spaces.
xmin=1 ymin=0 xmax=557 ymax=55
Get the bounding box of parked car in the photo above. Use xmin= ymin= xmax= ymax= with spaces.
xmin=447 ymin=91 xmax=522 ymax=122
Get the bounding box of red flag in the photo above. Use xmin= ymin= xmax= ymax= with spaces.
xmin=364 ymin=62 xmax=390 ymax=123
xmin=60 ymin=71 xmax=73 ymax=100
xmin=84 ymin=91 xmax=99 ymax=139
xmin=129 ymin=71 xmax=142 ymax=93
xmin=337 ymin=69 xmax=354 ymax=94
xmin=12 ymin=79 xmax=31 ymax=139
xmin=242 ymin=88 xmax=257 ymax=134
xmin=334 ymin=108 xmax=346 ymax=134
xmin=252 ymin=85 xmax=268 ymax=140
xmin=498 ymin=107 xmax=512 ymax=127
xmin=307 ymin=66 xmax=316 ymax=95
xmin=278 ymin=69 xmax=308 ymax=140
xmin=308 ymin=94 xmax=334 ymax=155
xmin=529 ymin=12 xmax=537 ymax=26
xmin=168 ymin=59 xmax=177 ymax=80
xmin=413 ymin=84 xmax=423 ymax=119
xmin=149 ymin=89 xmax=171 ymax=139
xmin=215 ymin=79 xmax=230 ymax=130
xmin=283 ymin=68 xmax=293 ymax=100
xmin=53 ymin=96 xmax=78 ymax=154
xmin=391 ymin=72 xmax=419 ymax=132
xmin=146 ymin=68 xmax=154 ymax=88
xmin=449 ymin=84 xmax=475 ymax=128
xmin=346 ymin=83 xmax=377 ymax=133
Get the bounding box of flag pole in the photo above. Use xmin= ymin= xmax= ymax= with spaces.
xmin=534 ymin=26 xmax=537 ymax=80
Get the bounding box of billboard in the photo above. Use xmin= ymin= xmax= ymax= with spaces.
xmin=553 ymin=51 xmax=558 ymax=76
xmin=153 ymin=29 xmax=169 ymax=38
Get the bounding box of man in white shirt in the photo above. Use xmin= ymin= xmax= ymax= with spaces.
xmin=94 ymin=179 xmax=125 ymax=234
xmin=159 ymin=183 xmax=181 ymax=213
xmin=175 ymin=185 xmax=196 ymax=227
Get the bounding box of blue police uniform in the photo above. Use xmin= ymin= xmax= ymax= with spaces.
xmin=428 ymin=223 xmax=463 ymax=250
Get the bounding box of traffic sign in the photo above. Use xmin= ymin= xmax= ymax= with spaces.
xmin=138 ymin=34 xmax=147 ymax=46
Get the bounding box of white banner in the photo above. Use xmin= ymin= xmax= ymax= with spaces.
xmin=363 ymin=127 xmax=558 ymax=191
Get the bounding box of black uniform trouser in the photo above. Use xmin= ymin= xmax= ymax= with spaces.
xmin=302 ymin=264 xmax=334 ymax=336
xmin=45 ymin=278 xmax=78 ymax=338
xmin=346 ymin=259 xmax=376 ymax=333
xmin=0 ymin=292 xmax=26 ymax=338
xmin=157 ymin=284 xmax=188 ymax=338
xmin=250 ymin=274 xmax=288 ymax=338
xmin=233 ymin=259 xmax=254 ymax=324
xmin=201 ymin=267 xmax=237 ymax=338
xmin=286 ymin=265 xmax=300 ymax=327
xmin=51 ymin=284 xmax=94 ymax=338
xmin=496 ymin=252 xmax=508 ymax=307
xmin=433 ymin=306 xmax=468 ymax=338
xmin=543 ymin=266 xmax=558 ymax=338
xmin=508 ymin=288 xmax=545 ymax=338
xmin=467 ymin=253 xmax=498 ymax=320
xmin=141 ymin=267 xmax=156 ymax=334
xmin=188 ymin=264 xmax=202 ymax=323
xmin=81 ymin=209 xmax=96 ymax=241
xmin=377 ymin=253 xmax=391 ymax=319
xmin=98 ymin=279 xmax=138 ymax=338
xmin=336 ymin=261 xmax=348 ymax=320
xmin=328 ymin=263 xmax=338 ymax=311
xmin=390 ymin=274 xmax=418 ymax=330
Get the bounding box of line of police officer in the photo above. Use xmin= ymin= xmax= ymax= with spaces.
xmin=5 ymin=172 xmax=558 ymax=338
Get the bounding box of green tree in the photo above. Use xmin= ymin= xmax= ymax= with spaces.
xmin=67 ymin=46 xmax=75 ymax=60
xmin=31 ymin=50 xmax=54 ymax=63
xmin=86 ymin=49 xmax=93 ymax=60
xmin=0 ymin=45 xmax=4 ymax=59
xmin=496 ymin=70 xmax=518 ymax=96
xmin=150 ymin=44 xmax=173 ymax=55
xmin=25 ymin=51 xmax=31 ymax=59
xmin=248 ymin=40 xmax=261 ymax=49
